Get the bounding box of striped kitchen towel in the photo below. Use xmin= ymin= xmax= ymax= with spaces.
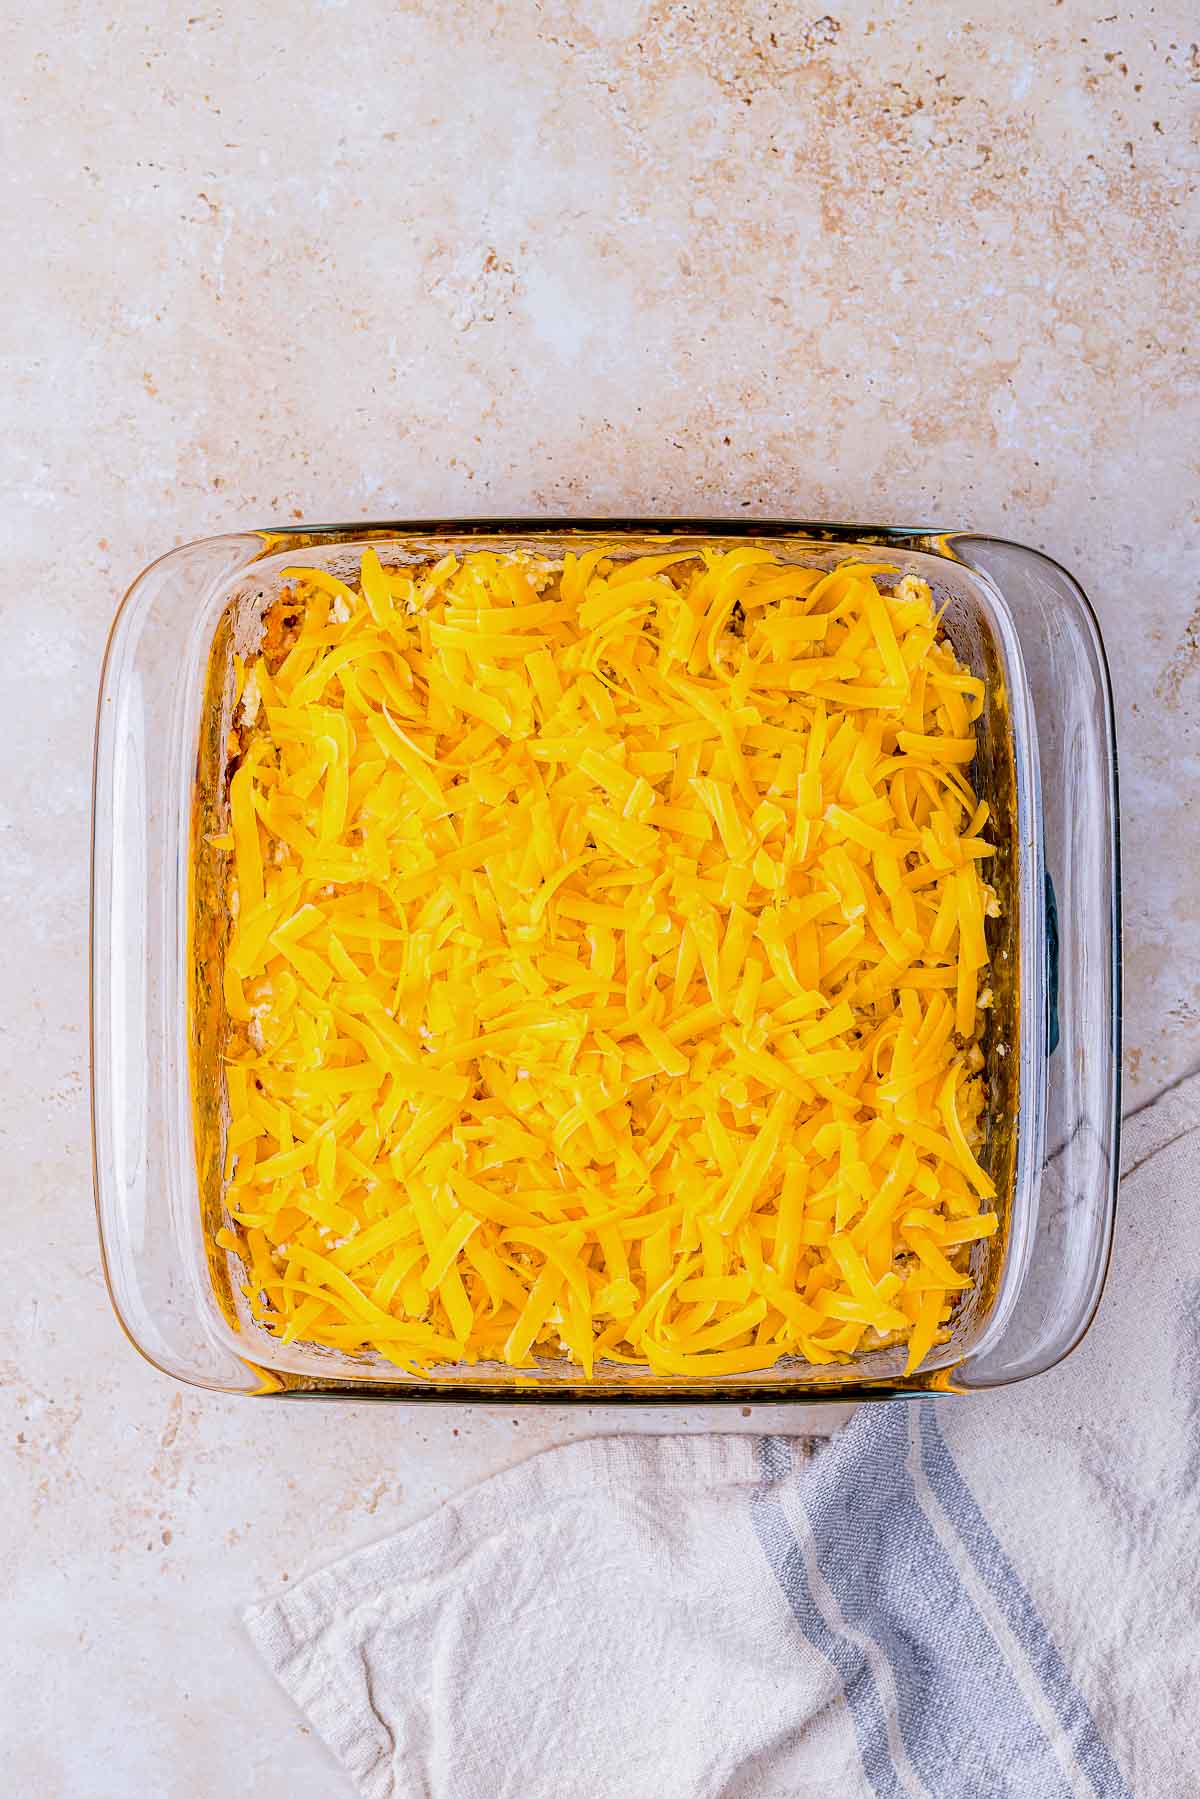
xmin=246 ymin=1071 xmax=1200 ymax=1798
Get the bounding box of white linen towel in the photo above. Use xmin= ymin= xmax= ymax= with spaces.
xmin=246 ymin=1071 xmax=1200 ymax=1799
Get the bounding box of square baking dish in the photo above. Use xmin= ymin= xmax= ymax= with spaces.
xmin=91 ymin=521 xmax=1119 ymax=1400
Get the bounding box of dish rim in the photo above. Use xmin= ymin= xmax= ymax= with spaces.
xmin=91 ymin=518 xmax=1118 ymax=1401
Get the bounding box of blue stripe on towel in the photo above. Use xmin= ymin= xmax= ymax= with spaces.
xmin=751 ymin=1436 xmax=909 ymax=1799
xmin=753 ymin=1411 xmax=1077 ymax=1798
xmin=918 ymin=1402 xmax=1132 ymax=1799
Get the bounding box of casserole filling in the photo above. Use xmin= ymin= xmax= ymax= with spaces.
xmin=210 ymin=546 xmax=997 ymax=1378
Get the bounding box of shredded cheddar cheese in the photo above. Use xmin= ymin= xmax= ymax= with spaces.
xmin=211 ymin=545 xmax=999 ymax=1380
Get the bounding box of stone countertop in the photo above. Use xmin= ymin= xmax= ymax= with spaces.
xmin=4 ymin=2 xmax=1197 ymax=1792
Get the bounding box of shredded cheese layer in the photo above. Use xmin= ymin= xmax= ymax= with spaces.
xmin=211 ymin=545 xmax=999 ymax=1381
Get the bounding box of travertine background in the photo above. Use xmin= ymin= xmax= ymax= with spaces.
xmin=3 ymin=2 xmax=1197 ymax=1792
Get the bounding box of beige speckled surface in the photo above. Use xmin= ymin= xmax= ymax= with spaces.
xmin=3 ymin=2 xmax=1198 ymax=1791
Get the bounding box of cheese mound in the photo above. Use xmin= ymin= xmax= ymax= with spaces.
xmin=211 ymin=546 xmax=999 ymax=1380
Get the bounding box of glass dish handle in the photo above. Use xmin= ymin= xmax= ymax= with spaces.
xmin=92 ymin=534 xmax=267 ymax=1393
xmin=948 ymin=537 xmax=1120 ymax=1390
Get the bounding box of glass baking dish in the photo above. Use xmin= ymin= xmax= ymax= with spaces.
xmin=91 ymin=522 xmax=1119 ymax=1401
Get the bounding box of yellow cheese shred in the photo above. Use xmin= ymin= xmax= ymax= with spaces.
xmin=212 ymin=547 xmax=999 ymax=1380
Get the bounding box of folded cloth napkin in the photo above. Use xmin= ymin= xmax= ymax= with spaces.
xmin=246 ymin=1072 xmax=1200 ymax=1799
